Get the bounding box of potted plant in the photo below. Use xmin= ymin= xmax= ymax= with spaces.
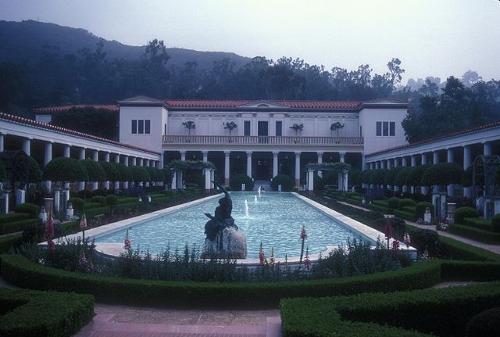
xmin=290 ymin=123 xmax=304 ymax=136
xmin=182 ymin=121 xmax=196 ymax=137
xmin=330 ymin=122 xmax=344 ymax=137
xmin=223 ymin=121 xmax=237 ymax=142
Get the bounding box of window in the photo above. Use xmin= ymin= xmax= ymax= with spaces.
xmin=376 ymin=121 xmax=396 ymax=137
xmin=244 ymin=120 xmax=251 ymax=136
xmin=360 ymin=126 xmax=363 ymax=137
xmin=145 ymin=120 xmax=151 ymax=134
xmin=138 ymin=120 xmax=144 ymax=134
xmin=164 ymin=124 xmax=167 ymax=135
xmin=276 ymin=121 xmax=282 ymax=136
xmin=131 ymin=120 xmax=137 ymax=134
xmin=383 ymin=121 xmax=389 ymax=136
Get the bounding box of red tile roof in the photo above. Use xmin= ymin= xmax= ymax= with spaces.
xmin=366 ymin=120 xmax=500 ymax=157
xmin=33 ymin=104 xmax=119 ymax=114
xmin=0 ymin=112 xmax=159 ymax=155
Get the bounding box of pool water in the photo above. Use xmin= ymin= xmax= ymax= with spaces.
xmin=95 ymin=192 xmax=372 ymax=259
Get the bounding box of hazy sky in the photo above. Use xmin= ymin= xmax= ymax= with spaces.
xmin=1 ymin=0 xmax=500 ymax=82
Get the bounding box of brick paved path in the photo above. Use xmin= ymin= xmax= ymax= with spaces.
xmin=75 ymin=304 xmax=281 ymax=337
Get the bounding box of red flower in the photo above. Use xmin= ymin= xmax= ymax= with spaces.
xmin=46 ymin=214 xmax=54 ymax=239
xmin=47 ymin=239 xmax=56 ymax=252
xmin=300 ymin=226 xmax=307 ymax=240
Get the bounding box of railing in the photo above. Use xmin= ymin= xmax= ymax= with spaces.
xmin=163 ymin=135 xmax=363 ymax=145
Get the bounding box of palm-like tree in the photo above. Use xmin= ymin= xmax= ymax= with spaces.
xmin=223 ymin=121 xmax=238 ymax=136
xmin=330 ymin=122 xmax=344 ymax=137
xmin=182 ymin=121 xmax=196 ymax=136
xmin=290 ymin=123 xmax=304 ymax=136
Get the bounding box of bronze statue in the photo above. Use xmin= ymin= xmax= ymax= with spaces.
xmin=204 ymin=182 xmax=237 ymax=245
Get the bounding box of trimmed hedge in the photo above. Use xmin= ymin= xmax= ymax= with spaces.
xmin=463 ymin=217 xmax=493 ymax=232
xmin=448 ymin=223 xmax=500 ymax=244
xmin=416 ymin=202 xmax=433 ymax=218
xmin=0 ymin=213 xmax=31 ymax=224
xmin=281 ymin=281 xmax=500 ymax=337
xmin=0 ymin=218 xmax=38 ymax=235
xmin=455 ymin=207 xmax=479 ymax=224
xmin=438 ymin=236 xmax=500 ymax=262
xmin=0 ymin=288 xmax=94 ymax=337
xmin=394 ymin=209 xmax=417 ymax=222
xmin=440 ymin=260 xmax=500 ymax=282
xmin=0 ymin=255 xmax=441 ymax=307
xmin=14 ymin=203 xmax=40 ymax=217
xmin=0 ymin=233 xmax=23 ymax=253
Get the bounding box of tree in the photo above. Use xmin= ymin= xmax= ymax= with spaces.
xmin=99 ymin=162 xmax=120 ymax=182
xmin=131 ymin=166 xmax=150 ymax=183
xmin=81 ymin=159 xmax=106 ymax=182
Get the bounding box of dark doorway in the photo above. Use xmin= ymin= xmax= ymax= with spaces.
xmin=258 ymin=121 xmax=268 ymax=136
xmin=253 ymin=152 xmax=272 ymax=180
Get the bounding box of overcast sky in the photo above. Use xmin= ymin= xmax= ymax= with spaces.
xmin=1 ymin=0 xmax=499 ymax=82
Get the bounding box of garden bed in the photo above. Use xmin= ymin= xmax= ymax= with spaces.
xmin=0 ymin=254 xmax=440 ymax=308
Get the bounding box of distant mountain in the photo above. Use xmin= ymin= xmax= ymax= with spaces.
xmin=0 ymin=20 xmax=250 ymax=69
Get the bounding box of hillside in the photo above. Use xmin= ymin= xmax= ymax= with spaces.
xmin=0 ymin=20 xmax=250 ymax=69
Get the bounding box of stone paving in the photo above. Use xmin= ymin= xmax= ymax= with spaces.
xmin=74 ymin=304 xmax=281 ymax=337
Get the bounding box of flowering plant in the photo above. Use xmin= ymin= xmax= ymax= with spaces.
xmin=124 ymin=229 xmax=131 ymax=251
xmin=258 ymin=242 xmax=265 ymax=265
xmin=403 ymin=233 xmax=411 ymax=248
xmin=391 ymin=240 xmax=400 ymax=251
xmin=303 ymin=246 xmax=311 ymax=270
xmin=269 ymin=247 xmax=275 ymax=265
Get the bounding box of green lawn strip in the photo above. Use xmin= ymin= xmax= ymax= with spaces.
xmin=281 ymin=281 xmax=500 ymax=337
xmin=0 ymin=288 xmax=94 ymax=337
xmin=0 ymin=254 xmax=440 ymax=307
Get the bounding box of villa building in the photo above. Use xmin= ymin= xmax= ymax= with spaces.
xmin=33 ymin=96 xmax=409 ymax=187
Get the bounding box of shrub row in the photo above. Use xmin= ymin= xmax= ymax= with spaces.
xmin=0 ymin=288 xmax=94 ymax=337
xmin=438 ymin=236 xmax=500 ymax=262
xmin=0 ymin=218 xmax=39 ymax=235
xmin=448 ymin=223 xmax=500 ymax=244
xmin=281 ymin=281 xmax=500 ymax=337
xmin=0 ymin=254 xmax=441 ymax=307
xmin=0 ymin=232 xmax=23 ymax=253
xmin=0 ymin=213 xmax=31 ymax=225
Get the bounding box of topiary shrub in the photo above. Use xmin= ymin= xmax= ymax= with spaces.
xmin=69 ymin=197 xmax=84 ymax=212
xmin=100 ymin=162 xmax=119 ymax=182
xmin=105 ymin=195 xmax=118 ymax=207
xmin=271 ymin=174 xmax=294 ymax=191
xmin=421 ymin=163 xmax=463 ymax=187
xmin=130 ymin=166 xmax=150 ymax=183
xmin=229 ymin=174 xmax=254 ymax=191
xmin=43 ymin=158 xmax=87 ymax=184
xmin=455 ymin=207 xmax=479 ymax=224
xmin=491 ymin=214 xmax=500 ymax=233
xmin=116 ymin=164 xmax=133 ymax=182
xmin=384 ymin=168 xmax=401 ymax=186
xmin=81 ymin=160 xmax=106 ymax=182
xmin=399 ymin=198 xmax=416 ymax=208
xmin=14 ymin=203 xmax=40 ymax=217
xmin=90 ymin=196 xmax=106 ymax=205
xmin=416 ymin=202 xmax=433 ymax=218
xmin=466 ymin=307 xmax=500 ymax=337
xmin=394 ymin=167 xmax=412 ymax=187
xmin=387 ymin=197 xmax=400 ymax=210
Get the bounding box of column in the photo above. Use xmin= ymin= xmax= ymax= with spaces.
xmin=401 ymin=157 xmax=407 ymax=167
xmin=307 ymin=170 xmax=314 ymax=191
xmin=0 ymin=133 xmax=4 ymax=152
xmin=463 ymin=145 xmax=472 ymax=198
xmin=63 ymin=145 xmax=70 ymax=158
xmin=394 ymin=158 xmax=399 ymax=168
xmin=202 ymin=151 xmax=208 ymax=163
xmin=138 ymin=158 xmax=143 ymax=166
xmin=447 ymin=148 xmax=454 ymax=196
xmin=171 ymin=171 xmax=177 ymax=190
xmin=43 ymin=142 xmax=53 ymax=192
xmin=272 ymin=151 xmax=279 ymax=177
xmin=376 ymin=161 xmax=380 ymax=169
xmin=246 ymin=151 xmax=252 ymax=178
xmin=104 ymin=152 xmax=110 ymax=190
xmin=131 ymin=157 xmax=136 ymax=166
xmin=91 ymin=150 xmax=99 ymax=191
xmin=433 ymin=151 xmax=439 ymax=164
xmin=224 ymin=151 xmax=230 ymax=186
xmin=210 ymin=170 xmax=215 ymax=189
xmin=114 ymin=154 xmax=120 ymax=190
xmin=339 ymin=152 xmax=345 ymax=163
xmin=317 ymin=152 xmax=323 ymax=177
xmin=294 ymin=152 xmax=301 ymax=188
xmin=78 ymin=148 xmax=86 ymax=191
xmin=484 ymin=142 xmax=492 ymax=156
xmin=204 ymin=168 xmax=211 ymax=190
xmin=420 ymin=153 xmax=428 ymax=195
xmin=123 ymin=155 xmax=129 ymax=190
xmin=410 ymin=155 xmax=416 ymax=167
xmin=159 ymin=152 xmax=164 ymax=169
xmin=180 ymin=151 xmax=186 ymax=161
xmin=22 ymin=138 xmax=31 ymax=156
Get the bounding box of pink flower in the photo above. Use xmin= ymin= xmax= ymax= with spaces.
xmin=259 ymin=242 xmax=265 ymax=265
xmin=47 ymin=239 xmax=56 ymax=252
xmin=303 ymin=246 xmax=311 ymax=270
xmin=80 ymin=213 xmax=88 ymax=230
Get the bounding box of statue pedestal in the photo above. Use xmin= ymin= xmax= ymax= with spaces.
xmin=202 ymin=227 xmax=247 ymax=259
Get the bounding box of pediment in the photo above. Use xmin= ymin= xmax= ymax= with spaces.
xmin=238 ymin=101 xmax=287 ymax=109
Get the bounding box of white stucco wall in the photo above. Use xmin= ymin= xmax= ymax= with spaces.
xmin=119 ymin=106 xmax=167 ymax=152
xmin=167 ymin=111 xmax=360 ymax=137
xmin=359 ymin=107 xmax=408 ymax=155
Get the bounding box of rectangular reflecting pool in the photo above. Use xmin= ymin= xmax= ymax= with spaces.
xmin=94 ymin=192 xmax=376 ymax=259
